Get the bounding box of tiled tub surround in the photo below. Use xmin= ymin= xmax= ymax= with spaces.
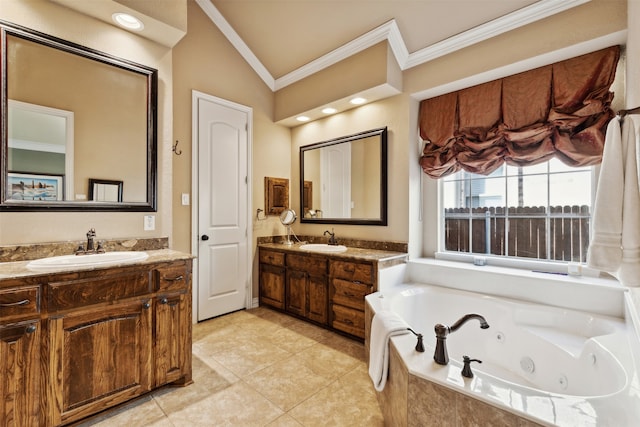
xmin=365 ymin=259 xmax=640 ymax=426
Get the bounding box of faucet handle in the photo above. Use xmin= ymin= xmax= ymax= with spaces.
xmin=461 ymin=355 xmax=482 ymax=378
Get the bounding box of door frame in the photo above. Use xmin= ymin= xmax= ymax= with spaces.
xmin=190 ymin=90 xmax=253 ymax=324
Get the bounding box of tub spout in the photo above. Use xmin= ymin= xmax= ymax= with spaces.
xmin=433 ymin=313 xmax=489 ymax=365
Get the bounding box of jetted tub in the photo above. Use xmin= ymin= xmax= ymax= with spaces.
xmin=367 ymin=261 xmax=640 ymax=426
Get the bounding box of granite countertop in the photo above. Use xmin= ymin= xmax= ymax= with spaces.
xmin=0 ymin=249 xmax=194 ymax=282
xmin=258 ymin=242 xmax=408 ymax=263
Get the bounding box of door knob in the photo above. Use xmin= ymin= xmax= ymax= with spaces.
xmin=201 ymin=235 xmax=209 ymax=241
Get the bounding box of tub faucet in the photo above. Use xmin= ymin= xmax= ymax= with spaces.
xmin=433 ymin=314 xmax=489 ymax=365
xmin=324 ymin=229 xmax=338 ymax=245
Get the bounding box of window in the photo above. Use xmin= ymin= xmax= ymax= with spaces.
xmin=441 ymin=158 xmax=593 ymax=263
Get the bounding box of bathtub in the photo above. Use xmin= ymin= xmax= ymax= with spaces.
xmin=367 ymin=261 xmax=640 ymax=426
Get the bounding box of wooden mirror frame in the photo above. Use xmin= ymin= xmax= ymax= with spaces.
xmin=0 ymin=20 xmax=157 ymax=211
xmin=299 ymin=127 xmax=388 ymax=226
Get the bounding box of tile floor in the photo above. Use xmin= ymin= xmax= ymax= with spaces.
xmin=76 ymin=307 xmax=384 ymax=426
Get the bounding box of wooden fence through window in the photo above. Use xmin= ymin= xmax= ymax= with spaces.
xmin=444 ymin=206 xmax=590 ymax=262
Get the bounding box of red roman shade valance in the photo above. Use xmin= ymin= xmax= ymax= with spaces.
xmin=419 ymin=46 xmax=620 ymax=178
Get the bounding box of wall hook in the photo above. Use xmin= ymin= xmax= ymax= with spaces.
xmin=173 ymin=140 xmax=182 ymax=155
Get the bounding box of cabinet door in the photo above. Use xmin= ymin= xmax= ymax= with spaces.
xmin=307 ymin=275 xmax=328 ymax=325
xmin=0 ymin=320 xmax=40 ymax=427
xmin=259 ymin=264 xmax=285 ymax=309
xmin=286 ymin=269 xmax=307 ymax=317
xmin=48 ymin=300 xmax=152 ymax=426
xmin=155 ymin=293 xmax=191 ymax=387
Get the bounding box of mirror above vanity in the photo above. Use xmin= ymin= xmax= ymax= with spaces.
xmin=300 ymin=127 xmax=387 ymax=225
xmin=0 ymin=21 xmax=157 ymax=211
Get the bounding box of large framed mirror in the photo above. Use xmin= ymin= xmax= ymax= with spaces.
xmin=300 ymin=127 xmax=387 ymax=225
xmin=0 ymin=20 xmax=157 ymax=211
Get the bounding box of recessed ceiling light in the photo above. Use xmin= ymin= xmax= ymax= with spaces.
xmin=350 ymin=97 xmax=366 ymax=105
xmin=296 ymin=116 xmax=310 ymax=122
xmin=322 ymin=107 xmax=337 ymax=114
xmin=112 ymin=13 xmax=144 ymax=31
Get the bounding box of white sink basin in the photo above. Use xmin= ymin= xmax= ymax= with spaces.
xmin=299 ymin=244 xmax=347 ymax=253
xmin=27 ymin=251 xmax=149 ymax=271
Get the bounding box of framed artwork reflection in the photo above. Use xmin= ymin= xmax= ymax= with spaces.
xmin=7 ymin=172 xmax=64 ymax=201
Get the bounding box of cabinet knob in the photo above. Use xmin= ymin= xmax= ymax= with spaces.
xmin=160 ymin=298 xmax=168 ymax=305
xmin=165 ymin=275 xmax=184 ymax=282
xmin=25 ymin=325 xmax=36 ymax=334
xmin=142 ymin=301 xmax=151 ymax=309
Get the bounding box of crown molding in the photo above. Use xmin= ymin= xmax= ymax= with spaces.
xmin=195 ymin=0 xmax=274 ymax=90
xmin=411 ymin=30 xmax=627 ymax=101
xmin=274 ymin=20 xmax=404 ymax=91
xmin=404 ymin=0 xmax=591 ymax=69
xmin=198 ymin=0 xmax=591 ymax=92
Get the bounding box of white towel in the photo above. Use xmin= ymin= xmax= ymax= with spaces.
xmin=617 ymin=115 xmax=640 ymax=286
xmin=368 ymin=311 xmax=409 ymax=392
xmin=588 ymin=117 xmax=624 ymax=271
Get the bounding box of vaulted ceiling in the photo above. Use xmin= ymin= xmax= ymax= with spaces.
xmin=200 ymin=0 xmax=590 ymax=90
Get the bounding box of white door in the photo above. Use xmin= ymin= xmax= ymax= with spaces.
xmin=194 ymin=92 xmax=251 ymax=321
xmin=321 ymin=143 xmax=351 ymax=218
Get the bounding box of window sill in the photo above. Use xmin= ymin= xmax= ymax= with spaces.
xmin=404 ymin=256 xmax=626 ymax=318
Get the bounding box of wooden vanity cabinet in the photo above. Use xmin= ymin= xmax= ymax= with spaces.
xmin=0 ymin=256 xmax=193 ymax=427
xmin=258 ymin=250 xmax=285 ymax=309
xmin=329 ymin=260 xmax=375 ymax=339
xmin=47 ymin=298 xmax=153 ymax=426
xmin=258 ymin=245 xmax=404 ymax=340
xmin=285 ymin=253 xmax=328 ymax=325
xmin=1 ymin=286 xmax=41 ymax=427
xmin=154 ymin=262 xmax=192 ymax=387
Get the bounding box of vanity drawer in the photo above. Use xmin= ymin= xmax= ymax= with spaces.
xmin=259 ymin=249 xmax=285 ymax=267
xmin=331 ymin=304 xmax=365 ymax=339
xmin=48 ymin=271 xmax=151 ymax=311
xmin=330 ymin=260 xmax=373 ymax=284
xmin=331 ymin=278 xmax=372 ymax=311
xmin=287 ymin=253 xmax=327 ymax=276
xmin=155 ymin=262 xmax=190 ymax=291
xmin=0 ymin=286 xmax=40 ymax=320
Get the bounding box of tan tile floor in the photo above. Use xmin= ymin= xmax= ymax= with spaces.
xmin=75 ymin=307 xmax=384 ymax=426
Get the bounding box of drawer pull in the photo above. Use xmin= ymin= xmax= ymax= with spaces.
xmin=25 ymin=325 xmax=36 ymax=334
xmin=0 ymin=299 xmax=30 ymax=307
xmin=164 ymin=275 xmax=184 ymax=282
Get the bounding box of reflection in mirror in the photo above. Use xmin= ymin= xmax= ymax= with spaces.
xmin=8 ymin=100 xmax=74 ymax=199
xmin=0 ymin=21 xmax=157 ymax=211
xmin=89 ymin=179 xmax=123 ymax=202
xmin=300 ymin=127 xmax=387 ymax=225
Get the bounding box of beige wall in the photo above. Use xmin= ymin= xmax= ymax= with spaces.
xmin=291 ymin=94 xmax=411 ymax=243
xmin=171 ymin=1 xmax=291 ymax=297
xmin=0 ymin=0 xmax=173 ymax=244
xmin=0 ymin=0 xmax=633 ymax=297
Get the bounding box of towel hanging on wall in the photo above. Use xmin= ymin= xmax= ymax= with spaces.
xmin=588 ymin=114 xmax=640 ymax=286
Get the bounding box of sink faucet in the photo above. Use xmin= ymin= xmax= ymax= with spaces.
xmin=76 ymin=228 xmax=105 ymax=255
xmin=433 ymin=314 xmax=489 ymax=365
xmin=324 ymin=229 xmax=338 ymax=245
xmin=86 ymin=228 xmax=96 ymax=251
